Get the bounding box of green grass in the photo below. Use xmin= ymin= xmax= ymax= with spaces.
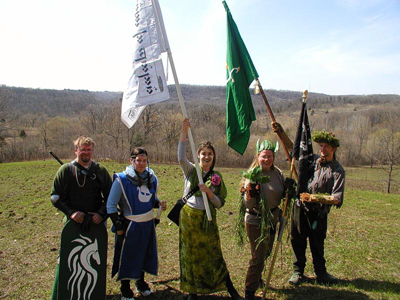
xmin=0 ymin=160 xmax=399 ymax=299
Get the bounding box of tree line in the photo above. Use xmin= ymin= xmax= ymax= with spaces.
xmin=1 ymin=84 xmax=399 ymax=192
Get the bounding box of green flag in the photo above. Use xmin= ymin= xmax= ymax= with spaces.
xmin=223 ymin=0 xmax=258 ymax=155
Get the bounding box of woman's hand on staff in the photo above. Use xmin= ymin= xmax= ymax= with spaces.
xmin=198 ymin=183 xmax=213 ymax=199
xmin=180 ymin=118 xmax=191 ymax=141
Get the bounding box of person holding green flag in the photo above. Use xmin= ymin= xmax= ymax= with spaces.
xmin=238 ymin=139 xmax=296 ymax=299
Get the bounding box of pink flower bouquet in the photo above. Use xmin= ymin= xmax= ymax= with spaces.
xmin=211 ymin=173 xmax=221 ymax=186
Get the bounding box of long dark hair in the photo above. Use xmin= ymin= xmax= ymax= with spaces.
xmin=130 ymin=147 xmax=151 ymax=188
xmin=197 ymin=141 xmax=216 ymax=171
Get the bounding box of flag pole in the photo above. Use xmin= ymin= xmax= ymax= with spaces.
xmin=255 ymin=78 xmax=298 ymax=181
xmin=168 ymin=53 xmax=212 ymax=221
xmin=262 ymin=157 xmax=295 ymax=300
xmin=152 ymin=0 xmax=212 ymax=221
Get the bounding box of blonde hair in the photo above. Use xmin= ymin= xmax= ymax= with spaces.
xmin=73 ymin=136 xmax=95 ymax=150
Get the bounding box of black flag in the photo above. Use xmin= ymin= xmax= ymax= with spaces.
xmin=292 ymin=100 xmax=314 ymax=196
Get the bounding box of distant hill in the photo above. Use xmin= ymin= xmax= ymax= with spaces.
xmin=2 ymin=84 xmax=400 ymax=117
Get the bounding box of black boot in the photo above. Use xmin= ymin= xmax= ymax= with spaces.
xmin=120 ymin=280 xmax=134 ymax=299
xmin=245 ymin=290 xmax=256 ymax=300
xmin=135 ymin=271 xmax=152 ymax=296
xmin=226 ymin=273 xmax=244 ymax=300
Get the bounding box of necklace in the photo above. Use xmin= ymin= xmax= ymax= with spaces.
xmin=75 ymin=166 xmax=86 ymax=187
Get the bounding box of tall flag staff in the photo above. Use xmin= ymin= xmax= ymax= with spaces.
xmin=262 ymin=90 xmax=311 ymax=298
xmin=121 ymin=0 xmax=212 ymax=221
xmin=262 ymin=157 xmax=296 ymax=300
xmin=255 ymin=79 xmax=298 ymax=180
xmin=223 ymin=0 xmax=298 ymax=180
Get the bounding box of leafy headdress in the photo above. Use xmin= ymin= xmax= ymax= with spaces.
xmin=236 ymin=139 xmax=278 ymax=248
xmin=312 ymin=131 xmax=340 ymax=148
xmin=256 ymin=139 xmax=279 ymax=153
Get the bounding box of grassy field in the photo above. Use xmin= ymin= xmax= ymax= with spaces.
xmin=0 ymin=160 xmax=399 ymax=300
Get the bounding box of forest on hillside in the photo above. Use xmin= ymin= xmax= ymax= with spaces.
xmin=1 ymin=84 xmax=399 ymax=192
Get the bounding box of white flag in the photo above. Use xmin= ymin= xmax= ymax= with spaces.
xmin=121 ymin=0 xmax=170 ymax=128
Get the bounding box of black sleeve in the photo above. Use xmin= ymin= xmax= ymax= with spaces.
xmin=109 ymin=212 xmax=123 ymax=232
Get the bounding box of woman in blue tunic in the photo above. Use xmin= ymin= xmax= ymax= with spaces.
xmin=107 ymin=147 xmax=166 ymax=300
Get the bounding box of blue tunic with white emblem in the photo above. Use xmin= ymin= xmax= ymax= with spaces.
xmin=107 ymin=166 xmax=159 ymax=280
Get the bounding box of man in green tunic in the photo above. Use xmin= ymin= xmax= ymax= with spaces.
xmin=50 ymin=136 xmax=112 ymax=299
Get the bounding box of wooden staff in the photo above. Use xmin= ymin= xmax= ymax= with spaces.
xmin=152 ymin=0 xmax=212 ymax=221
xmin=262 ymin=157 xmax=296 ymax=300
xmin=255 ymin=79 xmax=298 ymax=181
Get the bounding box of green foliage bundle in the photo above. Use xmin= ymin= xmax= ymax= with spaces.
xmin=242 ymin=166 xmax=270 ymax=184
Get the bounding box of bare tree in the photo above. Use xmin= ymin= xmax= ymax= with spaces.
xmin=80 ymin=104 xmax=109 ymax=135
xmin=364 ymin=133 xmax=381 ymax=168
xmin=353 ymin=114 xmax=371 ymax=158
xmin=159 ymin=112 xmax=181 ymax=162
xmin=140 ymin=105 xmax=162 ymax=137
xmin=0 ymin=86 xmax=19 ymax=140
xmin=376 ymin=113 xmax=400 ymax=193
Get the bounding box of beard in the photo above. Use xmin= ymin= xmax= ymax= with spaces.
xmin=81 ymin=156 xmax=90 ymax=162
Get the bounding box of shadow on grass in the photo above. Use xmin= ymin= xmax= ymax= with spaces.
xmin=341 ymin=278 xmax=400 ymax=295
xmin=106 ymin=289 xmax=234 ymax=300
xmin=270 ymin=277 xmax=400 ymax=300
xmin=277 ymin=285 xmax=371 ymax=300
xmin=105 ymin=278 xmax=400 ymax=300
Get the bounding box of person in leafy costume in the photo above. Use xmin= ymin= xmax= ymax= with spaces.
xmin=238 ymin=139 xmax=295 ymax=300
xmin=178 ymin=118 xmax=243 ymax=300
xmin=288 ymin=131 xmax=345 ymax=286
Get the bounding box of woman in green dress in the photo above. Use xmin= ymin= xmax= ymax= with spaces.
xmin=177 ymin=118 xmax=243 ymax=300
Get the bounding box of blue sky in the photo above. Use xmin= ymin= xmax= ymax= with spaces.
xmin=0 ymin=0 xmax=399 ymax=95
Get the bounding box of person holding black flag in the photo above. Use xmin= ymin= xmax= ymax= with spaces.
xmin=273 ymin=94 xmax=345 ymax=286
xmin=288 ymin=130 xmax=345 ymax=286
xmin=238 ymin=139 xmax=296 ymax=300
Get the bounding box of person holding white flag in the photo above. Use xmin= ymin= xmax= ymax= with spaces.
xmin=177 ymin=118 xmax=243 ymax=300
xmin=122 ymin=0 xmax=213 ymax=223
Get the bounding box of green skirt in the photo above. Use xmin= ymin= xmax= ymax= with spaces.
xmin=179 ymin=204 xmax=228 ymax=294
